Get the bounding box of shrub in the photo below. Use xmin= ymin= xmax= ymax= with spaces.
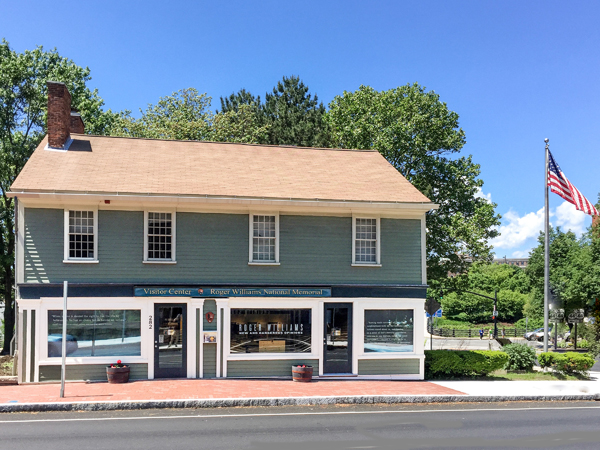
xmin=552 ymin=352 xmax=595 ymax=376
xmin=576 ymin=339 xmax=590 ymax=349
xmin=503 ymin=343 xmax=537 ymax=371
xmin=537 ymin=352 xmax=558 ymax=369
xmin=425 ymin=350 xmax=509 ymax=379
xmin=432 ymin=319 xmax=475 ymax=329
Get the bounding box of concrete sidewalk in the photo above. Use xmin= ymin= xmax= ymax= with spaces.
xmin=1 ymin=373 xmax=599 ymax=413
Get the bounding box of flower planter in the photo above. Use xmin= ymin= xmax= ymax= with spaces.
xmin=292 ymin=365 xmax=313 ymax=382
xmin=106 ymin=365 xmax=130 ymax=383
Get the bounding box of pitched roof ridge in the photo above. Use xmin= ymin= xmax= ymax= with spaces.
xmin=69 ymin=133 xmax=377 ymax=153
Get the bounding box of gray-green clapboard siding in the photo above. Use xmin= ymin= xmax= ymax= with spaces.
xmin=24 ymin=209 xmax=422 ymax=285
xmin=38 ymin=363 xmax=148 ymax=382
xmin=358 ymin=359 xmax=420 ymax=375
xmin=203 ymin=345 xmax=217 ymax=378
xmin=227 ymin=359 xmax=319 ymax=378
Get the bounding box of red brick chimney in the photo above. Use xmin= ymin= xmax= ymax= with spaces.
xmin=47 ymin=81 xmax=84 ymax=148
xmin=70 ymin=110 xmax=85 ymax=134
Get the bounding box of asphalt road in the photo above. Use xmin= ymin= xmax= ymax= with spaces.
xmin=1 ymin=402 xmax=600 ymax=450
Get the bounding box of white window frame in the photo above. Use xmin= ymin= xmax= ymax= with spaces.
xmin=248 ymin=212 xmax=280 ymax=265
xmin=351 ymin=216 xmax=381 ymax=266
xmin=36 ymin=297 xmax=149 ymax=367
xmin=143 ymin=210 xmax=177 ymax=264
xmin=63 ymin=208 xmax=99 ymax=263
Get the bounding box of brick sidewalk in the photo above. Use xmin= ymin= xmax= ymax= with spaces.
xmin=0 ymin=379 xmax=465 ymax=404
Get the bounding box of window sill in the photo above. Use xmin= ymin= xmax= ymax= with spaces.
xmin=248 ymin=262 xmax=280 ymax=266
xmin=143 ymin=260 xmax=177 ymax=265
xmin=351 ymin=263 xmax=382 ymax=268
xmin=63 ymin=259 xmax=99 ymax=264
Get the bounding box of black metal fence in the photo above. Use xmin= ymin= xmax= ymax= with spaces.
xmin=428 ymin=327 xmax=528 ymax=338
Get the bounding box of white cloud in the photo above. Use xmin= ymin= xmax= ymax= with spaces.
xmin=490 ymin=207 xmax=545 ymax=249
xmin=490 ymin=201 xmax=590 ymax=252
xmin=475 ymin=188 xmax=492 ymax=203
xmin=554 ymin=201 xmax=587 ymax=235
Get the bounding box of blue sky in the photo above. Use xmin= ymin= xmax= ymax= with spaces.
xmin=3 ymin=0 xmax=599 ymax=258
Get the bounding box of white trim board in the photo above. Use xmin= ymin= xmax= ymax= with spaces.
xmin=13 ymin=193 xmax=438 ymax=218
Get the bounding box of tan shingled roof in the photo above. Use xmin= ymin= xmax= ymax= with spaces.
xmin=10 ymin=135 xmax=432 ymax=204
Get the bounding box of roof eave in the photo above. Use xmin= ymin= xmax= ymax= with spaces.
xmin=8 ymin=189 xmax=439 ymax=212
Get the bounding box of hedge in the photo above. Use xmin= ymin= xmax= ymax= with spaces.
xmin=425 ymin=350 xmax=509 ymax=378
xmin=538 ymin=352 xmax=595 ymax=376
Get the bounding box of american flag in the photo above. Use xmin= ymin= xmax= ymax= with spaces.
xmin=547 ymin=150 xmax=598 ymax=216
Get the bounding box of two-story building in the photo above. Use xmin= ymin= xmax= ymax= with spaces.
xmin=9 ymin=82 xmax=437 ymax=383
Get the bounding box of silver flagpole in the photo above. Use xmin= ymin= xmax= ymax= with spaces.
xmin=543 ymin=139 xmax=550 ymax=353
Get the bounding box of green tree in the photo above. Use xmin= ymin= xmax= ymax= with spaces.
xmin=525 ymin=226 xmax=593 ymax=321
xmin=211 ymin=104 xmax=270 ymax=144
xmin=112 ymin=89 xmax=270 ymax=145
xmin=441 ymin=262 xmax=528 ymax=323
xmin=262 ymin=76 xmax=329 ymax=147
xmin=219 ymin=88 xmax=261 ymax=115
xmin=326 ymin=84 xmax=501 ymax=283
xmin=111 ymin=88 xmax=213 ymax=141
xmin=0 ymin=40 xmax=117 ymax=354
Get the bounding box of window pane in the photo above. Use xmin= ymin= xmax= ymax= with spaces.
xmin=148 ymin=212 xmax=173 ymax=259
xmin=230 ymin=309 xmax=311 ymax=353
xmin=47 ymin=310 xmax=142 ymax=357
xmin=252 ymin=215 xmax=276 ymax=261
xmin=364 ymin=310 xmax=413 ymax=353
xmin=68 ymin=210 xmax=95 ymax=259
xmin=355 ymin=218 xmax=377 ymax=263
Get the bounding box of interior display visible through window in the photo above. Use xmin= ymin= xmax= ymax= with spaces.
xmin=230 ymin=309 xmax=311 ymax=353
xmin=364 ymin=310 xmax=413 ymax=352
xmin=47 ymin=310 xmax=141 ymax=357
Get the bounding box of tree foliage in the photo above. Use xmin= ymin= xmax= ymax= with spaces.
xmin=440 ymin=262 xmax=529 ymax=323
xmin=219 ymin=76 xmax=329 ymax=147
xmin=111 ymin=88 xmax=213 ymax=141
xmin=219 ymin=88 xmax=261 ymax=115
xmin=111 ymin=88 xmax=270 ymax=144
xmin=525 ymin=226 xmax=590 ymax=320
xmin=262 ymin=76 xmax=329 ymax=147
xmin=0 ymin=40 xmax=116 ymax=353
xmin=326 ymin=84 xmax=501 ymax=282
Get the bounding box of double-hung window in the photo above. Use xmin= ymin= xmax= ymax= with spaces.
xmin=249 ymin=213 xmax=279 ymax=264
xmin=352 ymin=217 xmax=380 ymax=266
xmin=64 ymin=209 xmax=98 ymax=262
xmin=144 ymin=211 xmax=176 ymax=263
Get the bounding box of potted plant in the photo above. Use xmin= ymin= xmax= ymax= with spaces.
xmin=106 ymin=360 xmax=130 ymax=383
xmin=292 ymin=364 xmax=313 ymax=382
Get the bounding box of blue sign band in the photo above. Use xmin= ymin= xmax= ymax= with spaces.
xmin=134 ymin=287 xmax=331 ymax=298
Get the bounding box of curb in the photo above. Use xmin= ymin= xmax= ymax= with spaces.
xmin=1 ymin=393 xmax=598 ymax=413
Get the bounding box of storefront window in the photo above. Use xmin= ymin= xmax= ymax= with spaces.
xmin=364 ymin=310 xmax=413 ymax=353
xmin=47 ymin=310 xmax=142 ymax=357
xmin=230 ymin=309 xmax=311 ymax=353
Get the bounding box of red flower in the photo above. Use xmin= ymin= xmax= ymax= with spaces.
xmin=117 ymin=360 xmax=122 ymax=364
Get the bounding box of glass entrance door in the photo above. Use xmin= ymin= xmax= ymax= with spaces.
xmin=154 ymin=304 xmax=187 ymax=378
xmin=323 ymin=303 xmax=352 ymax=374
